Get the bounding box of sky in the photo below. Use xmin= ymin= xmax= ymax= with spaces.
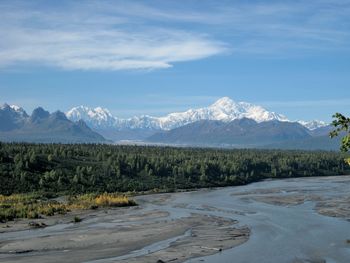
xmin=0 ymin=0 xmax=350 ymax=122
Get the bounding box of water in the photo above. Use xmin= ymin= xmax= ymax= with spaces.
xmin=169 ymin=177 xmax=350 ymax=263
xmin=137 ymin=176 xmax=350 ymax=262
xmin=2 ymin=176 xmax=350 ymax=263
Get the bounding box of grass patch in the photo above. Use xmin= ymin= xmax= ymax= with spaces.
xmin=0 ymin=193 xmax=136 ymax=222
xmin=67 ymin=193 xmax=137 ymax=209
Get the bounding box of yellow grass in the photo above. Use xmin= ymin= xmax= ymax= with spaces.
xmin=68 ymin=193 xmax=136 ymax=209
xmin=345 ymin=158 xmax=350 ymax=166
xmin=95 ymin=193 xmax=133 ymax=207
xmin=0 ymin=193 xmax=136 ymax=222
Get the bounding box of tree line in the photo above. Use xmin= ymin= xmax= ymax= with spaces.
xmin=0 ymin=142 xmax=349 ymax=195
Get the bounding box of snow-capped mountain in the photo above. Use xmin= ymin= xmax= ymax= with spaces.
xmin=0 ymin=99 xmax=333 ymax=148
xmin=1 ymin=103 xmax=28 ymax=118
xmin=66 ymin=106 xmax=118 ymax=129
xmin=65 ymin=97 xmax=330 ymax=132
xmin=0 ymin=103 xmax=105 ymax=142
xmin=297 ymin=120 xmax=328 ymax=130
xmin=156 ymin=97 xmax=289 ymax=130
xmin=66 ymin=97 xmax=290 ymax=131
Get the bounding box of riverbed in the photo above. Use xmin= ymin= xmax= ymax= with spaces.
xmin=1 ymin=176 xmax=350 ymax=263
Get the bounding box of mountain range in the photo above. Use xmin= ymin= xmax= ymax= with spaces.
xmin=0 ymin=104 xmax=106 ymax=143
xmin=66 ymin=97 xmax=328 ymax=141
xmin=148 ymin=118 xmax=312 ymax=146
xmin=147 ymin=118 xmax=339 ymax=150
xmin=0 ymin=97 xmax=338 ymax=150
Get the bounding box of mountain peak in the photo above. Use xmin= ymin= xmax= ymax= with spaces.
xmin=65 ymin=97 xmax=325 ymax=134
xmin=0 ymin=104 xmax=28 ymax=118
xmin=66 ymin=105 xmax=117 ymax=129
xmin=1 ymin=103 xmax=11 ymax=110
xmin=297 ymin=120 xmax=328 ymax=130
xmin=211 ymin=97 xmax=236 ymax=108
xmin=30 ymin=107 xmax=50 ymax=123
xmin=94 ymin=106 xmax=111 ymax=114
xmin=10 ymin=105 xmax=21 ymax=111
xmin=10 ymin=105 xmax=28 ymax=117
xmin=51 ymin=111 xmax=68 ymax=121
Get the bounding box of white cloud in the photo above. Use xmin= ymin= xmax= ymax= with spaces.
xmin=1 ymin=0 xmax=349 ymax=71
xmin=0 ymin=1 xmax=227 ymax=71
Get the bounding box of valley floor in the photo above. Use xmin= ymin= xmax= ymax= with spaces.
xmin=0 ymin=195 xmax=249 ymax=263
xmin=1 ymin=175 xmax=350 ymax=263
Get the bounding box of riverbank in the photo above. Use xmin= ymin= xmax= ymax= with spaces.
xmin=1 ymin=176 xmax=350 ymax=263
xmin=0 ymin=193 xmax=136 ymax=222
xmin=0 ymin=193 xmax=249 ymax=263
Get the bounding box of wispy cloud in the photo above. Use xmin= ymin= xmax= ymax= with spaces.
xmin=218 ymin=0 xmax=350 ymax=55
xmin=0 ymin=1 xmax=227 ymax=71
xmin=0 ymin=0 xmax=349 ymax=71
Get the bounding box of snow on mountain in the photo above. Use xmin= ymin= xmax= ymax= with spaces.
xmin=155 ymin=97 xmax=289 ymax=130
xmin=10 ymin=105 xmax=28 ymax=118
xmin=65 ymin=97 xmax=324 ymax=131
xmin=0 ymin=103 xmax=10 ymax=110
xmin=1 ymin=103 xmax=28 ymax=118
xmin=66 ymin=106 xmax=117 ymax=129
xmin=297 ymin=120 xmax=328 ymax=130
xmin=9 ymin=105 xmax=21 ymax=111
xmin=127 ymin=115 xmax=162 ymax=130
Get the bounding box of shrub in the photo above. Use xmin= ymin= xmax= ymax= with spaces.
xmin=73 ymin=216 xmax=82 ymax=223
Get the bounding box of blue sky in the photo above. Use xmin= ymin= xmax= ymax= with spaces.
xmin=0 ymin=0 xmax=350 ymax=122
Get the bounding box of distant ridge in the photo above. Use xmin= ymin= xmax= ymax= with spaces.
xmin=67 ymin=97 xmax=291 ymax=131
xmin=145 ymin=117 xmax=339 ymax=150
xmin=147 ymin=118 xmax=313 ymax=146
xmin=0 ymin=99 xmax=336 ymax=150
xmin=66 ymin=97 xmax=328 ymax=141
xmin=0 ymin=104 xmax=106 ymax=143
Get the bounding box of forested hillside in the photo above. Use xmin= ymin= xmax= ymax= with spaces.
xmin=0 ymin=143 xmax=349 ymax=195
